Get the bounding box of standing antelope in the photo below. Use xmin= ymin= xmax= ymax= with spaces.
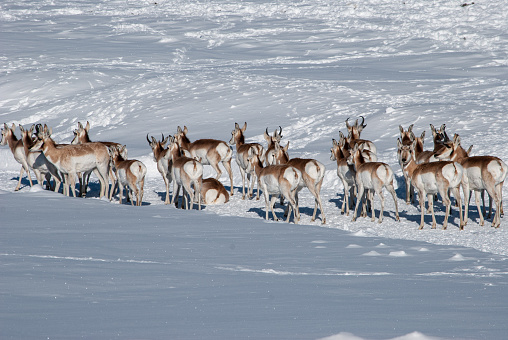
xmin=31 ymin=125 xmax=110 ymax=198
xmin=349 ymin=144 xmax=399 ymax=223
xmin=71 ymin=121 xmax=122 ymax=198
xmin=229 ymin=122 xmax=266 ymax=199
xmin=397 ymin=124 xmax=415 ymax=204
xmin=174 ymin=126 xmax=233 ymax=195
xmin=147 ymin=134 xmax=172 ymax=204
xmin=434 ymin=134 xmax=507 ymax=228
xmin=200 ymin=178 xmax=230 ymax=205
xmin=345 ymin=116 xmax=377 ymax=154
xmin=399 ymin=139 xmax=463 ymax=230
xmin=264 ymin=126 xmax=282 ymax=165
xmin=331 ymin=137 xmax=356 ymax=216
xmin=19 ymin=124 xmax=62 ymax=192
xmin=246 ymin=149 xmax=301 ymax=223
xmin=270 ymin=141 xmax=326 ymax=223
xmin=413 ymin=131 xmax=435 ymax=164
xmin=109 ymin=145 xmax=147 ymax=206
xmin=1 ymin=123 xmax=34 ymax=190
xmin=167 ymin=136 xmax=203 ymax=210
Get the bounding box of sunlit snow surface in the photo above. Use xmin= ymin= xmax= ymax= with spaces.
xmin=1 ymin=0 xmax=508 ymax=339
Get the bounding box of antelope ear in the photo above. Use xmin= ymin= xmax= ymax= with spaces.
xmin=235 ymin=122 xmax=240 ymax=130
xmin=283 ymin=141 xmax=290 ymax=152
xmin=264 ymin=128 xmax=270 ymax=140
xmin=421 ymin=131 xmax=425 ymax=140
xmin=177 ymin=126 xmax=182 ymax=134
xmin=19 ymin=124 xmax=25 ymax=133
xmin=332 ymin=138 xmax=338 ymax=147
xmin=11 ymin=123 xmax=16 ymax=131
xmin=408 ymin=124 xmax=414 ymax=132
xmin=85 ymin=121 xmax=90 ymax=132
xmin=183 ymin=126 xmax=188 ymax=135
xmin=78 ymin=122 xmax=84 ymax=129
xmin=241 ymin=122 xmax=247 ymax=132
xmin=397 ymin=138 xmax=402 ymax=149
xmin=399 ymin=125 xmax=404 ymax=134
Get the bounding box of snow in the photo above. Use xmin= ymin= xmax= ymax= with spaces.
xmin=1 ymin=0 xmax=508 ymax=339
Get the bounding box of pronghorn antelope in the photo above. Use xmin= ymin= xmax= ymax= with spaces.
xmin=397 ymin=124 xmax=415 ymax=204
xmin=430 ymin=123 xmax=450 ymax=153
xmin=229 ymin=122 xmax=266 ymax=199
xmin=271 ymin=140 xmax=326 ymax=223
xmin=19 ymin=124 xmax=62 ymax=192
xmin=331 ymin=138 xmax=356 ymax=216
xmin=200 ymin=178 xmax=230 ymax=205
xmin=71 ymin=121 xmax=122 ymax=198
xmin=399 ymin=139 xmax=464 ymax=230
xmin=147 ymin=134 xmax=172 ymax=204
xmin=349 ymin=144 xmax=399 ymax=223
xmin=280 ymin=155 xmax=327 ymax=224
xmin=174 ymin=126 xmax=233 ymax=195
xmin=1 ymin=123 xmax=34 ymax=190
xmin=109 ymin=145 xmax=147 ymax=206
xmin=413 ymin=131 xmax=435 ymax=164
xmin=345 ymin=116 xmax=377 ymax=154
xmin=264 ymin=126 xmax=283 ymax=165
xmin=434 ymin=134 xmax=507 ymax=228
xmin=31 ymin=125 xmax=110 ymax=199
xmin=246 ymin=149 xmax=301 ymax=223
xmin=167 ymin=136 xmax=203 ymax=210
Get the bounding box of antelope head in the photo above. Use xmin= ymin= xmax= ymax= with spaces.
xmin=229 ymin=122 xmax=247 ymax=145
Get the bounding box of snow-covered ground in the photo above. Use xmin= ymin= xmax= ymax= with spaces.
xmin=1 ymin=1 xmax=508 ymax=339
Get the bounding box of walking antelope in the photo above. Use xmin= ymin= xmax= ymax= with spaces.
xmin=31 ymin=125 xmax=110 ymax=198
xmin=397 ymin=124 xmax=415 ymax=204
xmin=147 ymin=134 xmax=172 ymax=204
xmin=174 ymin=126 xmax=233 ymax=195
xmin=229 ymin=122 xmax=266 ymax=199
xmin=264 ymin=126 xmax=282 ymax=166
xmin=246 ymin=149 xmax=301 ymax=223
xmin=167 ymin=136 xmax=203 ymax=210
xmin=331 ymin=138 xmax=356 ymax=216
xmin=19 ymin=124 xmax=62 ymax=192
xmin=71 ymin=121 xmax=122 ymax=198
xmin=348 ymin=144 xmax=399 ymax=223
xmin=434 ymin=134 xmax=507 ymax=228
xmin=109 ymin=145 xmax=147 ymax=206
xmin=1 ymin=123 xmax=34 ymax=190
xmin=345 ymin=116 xmax=377 ymax=154
xmin=200 ymin=178 xmax=230 ymax=205
xmin=399 ymin=139 xmax=464 ymax=230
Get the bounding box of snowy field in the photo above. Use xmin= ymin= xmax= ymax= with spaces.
xmin=1 ymin=0 xmax=508 ymax=339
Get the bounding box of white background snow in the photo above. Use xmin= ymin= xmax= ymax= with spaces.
xmin=1 ymin=0 xmax=508 ymax=339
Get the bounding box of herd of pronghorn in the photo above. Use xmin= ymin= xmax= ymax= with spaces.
xmin=1 ymin=117 xmax=507 ymax=230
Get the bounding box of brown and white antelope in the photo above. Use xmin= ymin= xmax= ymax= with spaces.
xmin=146 ymin=134 xmax=172 ymax=204
xmin=399 ymin=139 xmax=464 ymax=230
xmin=434 ymin=134 xmax=507 ymax=228
xmin=174 ymin=126 xmax=233 ymax=195
xmin=19 ymin=124 xmax=62 ymax=192
xmin=31 ymin=124 xmax=110 ymax=199
xmin=331 ymin=137 xmax=356 ymax=216
xmin=109 ymin=145 xmax=147 ymax=206
xmin=71 ymin=121 xmax=122 ymax=198
xmin=246 ymin=149 xmax=301 ymax=223
xmin=229 ymin=122 xmax=266 ymax=199
xmin=147 ymin=134 xmax=172 ymax=204
xmin=200 ymin=178 xmax=230 ymax=205
xmin=1 ymin=123 xmax=34 ymax=190
xmin=264 ymin=126 xmax=282 ymax=166
xmin=345 ymin=116 xmax=377 ymax=154
xmin=430 ymin=123 xmax=450 ymax=153
xmin=167 ymin=136 xmax=203 ymax=210
xmin=397 ymin=124 xmax=415 ymax=204
xmin=349 ymin=144 xmax=399 ymax=223
xmin=413 ymin=131 xmax=435 ymax=164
